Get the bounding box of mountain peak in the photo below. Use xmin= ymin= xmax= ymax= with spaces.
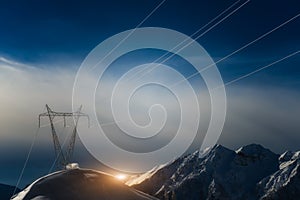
xmin=279 ymin=150 xmax=294 ymax=164
xmin=132 ymin=143 xmax=282 ymax=200
xmin=257 ymin=150 xmax=300 ymax=199
xmin=212 ymin=144 xmax=231 ymax=152
xmin=199 ymin=144 xmax=233 ymax=160
xmin=236 ymin=143 xmax=273 ymax=155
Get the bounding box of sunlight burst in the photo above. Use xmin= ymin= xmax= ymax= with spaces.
xmin=115 ymin=174 xmax=127 ymax=181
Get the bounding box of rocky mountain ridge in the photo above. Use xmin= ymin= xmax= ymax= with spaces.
xmin=130 ymin=144 xmax=300 ymax=200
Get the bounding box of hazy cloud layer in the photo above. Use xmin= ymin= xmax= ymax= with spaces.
xmin=1 ymin=57 xmax=300 ymax=186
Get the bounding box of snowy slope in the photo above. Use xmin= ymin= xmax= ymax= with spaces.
xmin=126 ymin=156 xmax=187 ymax=196
xmin=131 ymin=144 xmax=280 ymax=200
xmin=11 ymin=169 xmax=158 ymax=200
xmin=126 ymin=159 xmax=181 ymax=187
xmin=257 ymin=150 xmax=300 ymax=200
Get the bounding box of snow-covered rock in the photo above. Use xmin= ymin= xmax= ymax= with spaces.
xmin=131 ymin=144 xmax=280 ymax=200
xmin=127 ymin=156 xmax=186 ymax=196
xmin=11 ymin=168 xmax=158 ymax=200
xmin=257 ymin=151 xmax=300 ymax=200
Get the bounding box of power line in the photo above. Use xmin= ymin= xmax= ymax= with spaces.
xmin=130 ymin=0 xmax=250 ymax=83
xmin=215 ymin=50 xmax=300 ymax=89
xmin=88 ymin=0 xmax=167 ymax=72
xmin=12 ymin=106 xmax=48 ymax=196
xmin=81 ymin=0 xmax=249 ymax=129
xmin=13 ymin=127 xmax=40 ymax=196
xmin=124 ymin=0 xmax=243 ymax=81
xmin=171 ymin=12 xmax=300 ymax=88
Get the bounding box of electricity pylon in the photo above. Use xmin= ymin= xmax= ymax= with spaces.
xmin=39 ymin=104 xmax=89 ymax=169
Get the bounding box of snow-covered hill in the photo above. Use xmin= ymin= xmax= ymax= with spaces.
xmin=130 ymin=144 xmax=288 ymax=200
xmin=11 ymin=169 xmax=158 ymax=200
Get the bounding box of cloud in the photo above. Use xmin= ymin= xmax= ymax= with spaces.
xmin=0 ymin=56 xmax=300 ymax=187
xmin=219 ymin=85 xmax=300 ymax=153
xmin=0 ymin=58 xmax=75 ymax=141
xmin=1 ymin=56 xmax=300 ymax=154
xmin=0 ymin=57 xmax=207 ymax=154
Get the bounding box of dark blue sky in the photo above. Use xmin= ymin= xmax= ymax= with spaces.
xmin=0 ymin=0 xmax=299 ymax=90
xmin=0 ymin=0 xmax=300 ymax=188
xmin=0 ymin=0 xmax=299 ymax=72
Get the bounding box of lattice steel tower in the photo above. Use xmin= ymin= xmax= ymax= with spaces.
xmin=39 ymin=104 xmax=89 ymax=169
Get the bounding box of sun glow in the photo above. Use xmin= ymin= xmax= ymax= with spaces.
xmin=115 ymin=174 xmax=127 ymax=181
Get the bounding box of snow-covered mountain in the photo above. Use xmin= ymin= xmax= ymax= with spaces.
xmin=0 ymin=184 xmax=19 ymax=200
xmin=11 ymin=169 xmax=158 ymax=200
xmin=10 ymin=144 xmax=300 ymax=200
xmin=257 ymin=150 xmax=300 ymax=199
xmin=130 ymin=144 xmax=300 ymax=200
